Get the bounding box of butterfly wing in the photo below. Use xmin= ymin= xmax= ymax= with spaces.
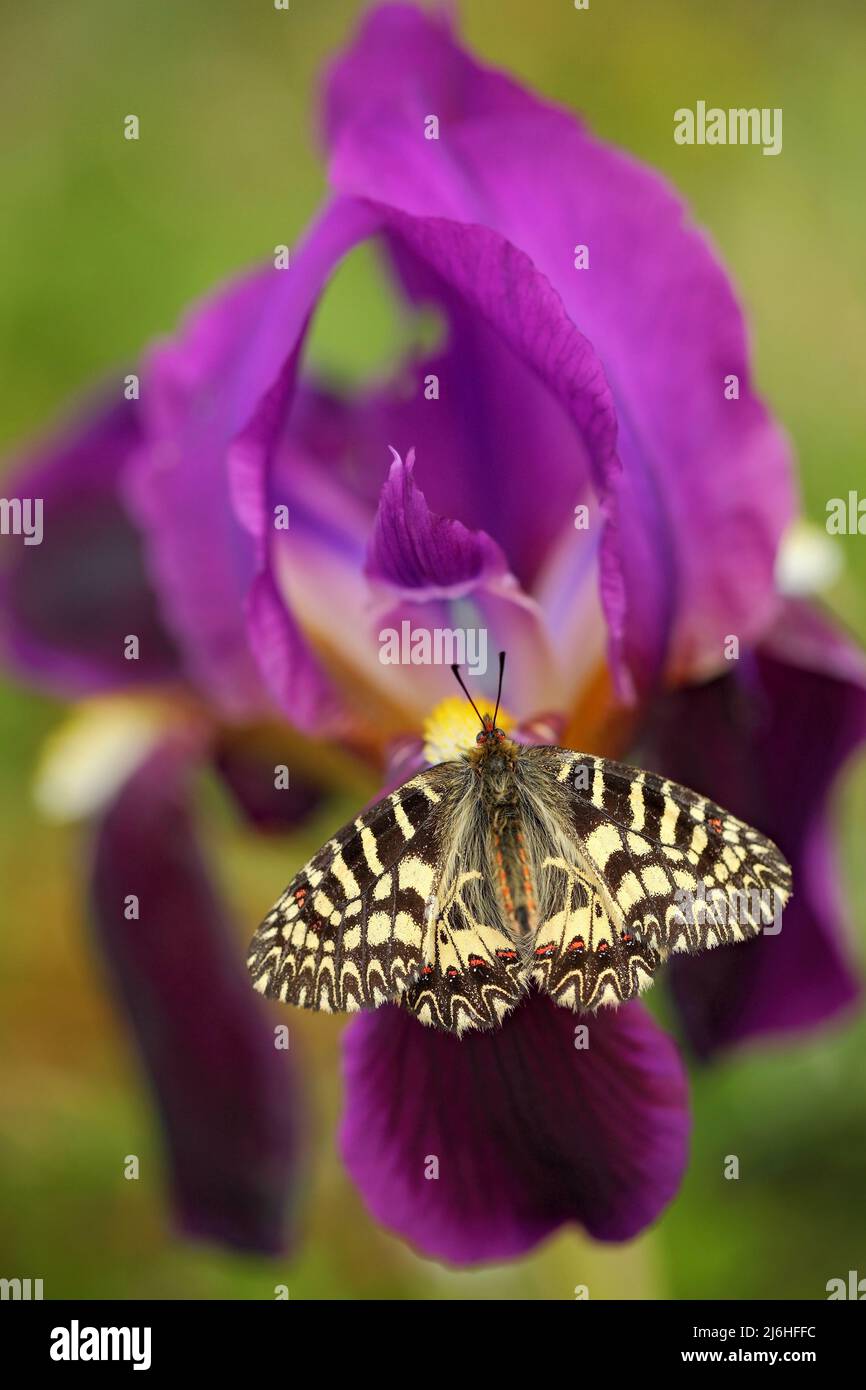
xmin=529 ymin=850 xmax=662 ymax=1009
xmin=527 ymin=747 xmax=791 ymax=986
xmin=247 ymin=762 xmax=525 ymax=1032
xmin=404 ymin=856 xmax=528 ymax=1035
xmin=247 ymin=768 xmax=450 ymax=1013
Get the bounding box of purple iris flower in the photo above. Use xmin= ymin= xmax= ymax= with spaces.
xmin=2 ymin=3 xmax=864 ymax=1263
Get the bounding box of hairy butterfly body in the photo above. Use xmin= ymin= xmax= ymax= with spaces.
xmin=247 ymin=663 xmax=792 ymax=1037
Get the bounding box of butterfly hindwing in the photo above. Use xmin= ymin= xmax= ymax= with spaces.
xmin=530 ymin=853 xmax=662 ymax=1009
xmin=405 ymin=861 xmax=528 ymax=1034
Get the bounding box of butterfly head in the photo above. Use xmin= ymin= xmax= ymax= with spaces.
xmin=476 ymin=713 xmax=508 ymax=746
xmin=449 ymin=652 xmax=517 ymax=763
xmin=472 ymin=711 xmax=517 ymax=769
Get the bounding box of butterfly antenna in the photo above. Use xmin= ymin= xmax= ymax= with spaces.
xmin=492 ymin=651 xmax=505 ymax=727
xmin=450 ymin=663 xmax=486 ymax=728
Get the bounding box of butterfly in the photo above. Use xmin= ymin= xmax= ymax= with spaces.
xmin=247 ymin=654 xmax=792 ymax=1036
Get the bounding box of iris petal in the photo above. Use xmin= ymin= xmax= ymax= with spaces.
xmin=639 ymin=600 xmax=864 ymax=1055
xmin=340 ymin=993 xmax=689 ymax=1264
xmin=323 ymin=3 xmax=795 ymax=694
xmin=90 ymin=736 xmax=303 ymax=1252
xmin=1 ymin=398 xmax=178 ymax=694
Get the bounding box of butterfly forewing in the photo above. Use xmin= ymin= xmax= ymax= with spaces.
xmin=547 ymin=749 xmax=792 ymax=957
xmin=247 ymin=769 xmax=447 ymax=1013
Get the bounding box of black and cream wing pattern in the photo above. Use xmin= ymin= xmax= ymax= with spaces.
xmin=247 ymin=763 xmax=527 ymax=1035
xmin=248 ymin=737 xmax=792 ymax=1036
xmin=527 ymin=746 xmax=792 ymax=1011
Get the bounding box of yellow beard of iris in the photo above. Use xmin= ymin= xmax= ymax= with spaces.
xmin=422 ymin=696 xmax=515 ymax=765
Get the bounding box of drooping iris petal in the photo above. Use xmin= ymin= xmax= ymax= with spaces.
xmin=638 ymin=600 xmax=864 ymax=1056
xmin=213 ymin=728 xmax=322 ymax=833
xmin=0 ymin=398 xmax=179 ymax=694
xmin=340 ymin=993 xmax=689 ymax=1264
xmin=129 ymin=197 xmax=375 ymax=722
xmin=90 ymin=737 xmax=302 ymax=1253
xmin=323 ymin=3 xmax=795 ymax=694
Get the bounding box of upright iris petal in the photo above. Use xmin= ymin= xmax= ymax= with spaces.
xmin=130 ymin=197 xmax=379 ymax=723
xmin=322 ymin=2 xmax=795 ymax=694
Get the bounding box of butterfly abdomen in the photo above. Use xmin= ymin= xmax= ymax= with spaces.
xmin=466 ymin=749 xmax=537 ymax=939
xmin=488 ymin=814 xmax=537 ymax=937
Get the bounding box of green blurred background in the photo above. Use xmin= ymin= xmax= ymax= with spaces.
xmin=1 ymin=0 xmax=865 ymax=1300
